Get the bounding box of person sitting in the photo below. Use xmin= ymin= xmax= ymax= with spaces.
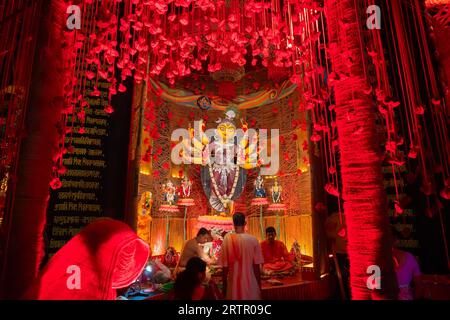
xmin=173 ymin=257 xmax=220 ymax=300
xmin=260 ymin=227 xmax=295 ymax=274
xmin=176 ymin=228 xmax=213 ymax=273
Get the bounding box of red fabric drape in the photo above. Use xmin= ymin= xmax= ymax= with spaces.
xmin=24 ymin=219 xmax=149 ymax=300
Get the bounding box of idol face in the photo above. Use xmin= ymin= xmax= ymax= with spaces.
xmin=217 ymin=122 xmax=236 ymax=143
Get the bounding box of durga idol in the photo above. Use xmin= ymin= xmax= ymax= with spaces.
xmin=180 ymin=110 xmax=259 ymax=215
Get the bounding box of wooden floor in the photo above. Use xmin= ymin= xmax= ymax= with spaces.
xmin=262 ymin=273 xmax=337 ymax=300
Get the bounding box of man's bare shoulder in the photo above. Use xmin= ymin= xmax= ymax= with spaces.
xmin=185 ymin=238 xmax=197 ymax=247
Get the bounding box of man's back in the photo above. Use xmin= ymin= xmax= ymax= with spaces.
xmin=220 ymin=233 xmax=264 ymax=300
xmin=179 ymin=238 xmax=200 ymax=267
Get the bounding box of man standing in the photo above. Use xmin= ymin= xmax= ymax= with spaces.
xmin=178 ymin=228 xmax=212 ymax=270
xmin=220 ymin=212 xmax=264 ymax=300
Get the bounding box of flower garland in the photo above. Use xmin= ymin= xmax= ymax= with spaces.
xmin=208 ymin=162 xmax=240 ymax=209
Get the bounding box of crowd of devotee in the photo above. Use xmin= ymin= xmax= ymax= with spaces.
xmin=19 ymin=215 xmax=423 ymax=301
xmin=172 ymin=213 xmax=423 ymax=301
xmin=173 ymin=213 xmax=296 ymax=300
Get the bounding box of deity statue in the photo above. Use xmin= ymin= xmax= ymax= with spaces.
xmin=137 ymin=191 xmax=152 ymax=243
xmin=162 ymin=180 xmax=178 ymax=205
xmin=290 ymin=240 xmax=301 ymax=264
xmin=164 ymin=247 xmax=179 ymax=268
xmin=270 ymin=179 xmax=282 ymax=203
xmin=180 ymin=175 xmax=192 ymax=198
xmin=254 ymin=174 xmax=266 ymax=198
xmin=180 ymin=109 xmax=259 ymax=214
xmin=141 ymin=191 xmax=153 ymax=216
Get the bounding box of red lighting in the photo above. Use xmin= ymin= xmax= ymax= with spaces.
xmin=23 ymin=219 xmax=149 ymax=300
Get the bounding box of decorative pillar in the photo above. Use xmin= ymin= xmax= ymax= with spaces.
xmin=425 ymin=0 xmax=450 ymax=113
xmin=1 ymin=0 xmax=71 ymax=298
xmin=324 ymin=0 xmax=398 ymax=299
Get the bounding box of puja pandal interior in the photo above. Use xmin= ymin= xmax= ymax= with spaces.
xmin=0 ymin=0 xmax=449 ymax=300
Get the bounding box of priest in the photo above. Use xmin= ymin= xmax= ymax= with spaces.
xmin=260 ymin=227 xmax=295 ymax=274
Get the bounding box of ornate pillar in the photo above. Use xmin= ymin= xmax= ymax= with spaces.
xmin=324 ymin=0 xmax=398 ymax=299
xmin=1 ymin=0 xmax=71 ymax=298
xmin=425 ymin=0 xmax=450 ymax=113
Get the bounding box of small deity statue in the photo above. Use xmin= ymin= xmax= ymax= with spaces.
xmin=290 ymin=240 xmax=301 ymax=264
xmin=270 ymin=179 xmax=282 ymax=203
xmin=162 ymin=180 xmax=178 ymax=205
xmin=180 ymin=175 xmax=192 ymax=198
xmin=137 ymin=191 xmax=152 ymax=242
xmin=254 ymin=174 xmax=266 ymax=198
xmin=141 ymin=191 xmax=153 ymax=216
xmin=196 ymin=95 xmax=211 ymax=111
xmin=164 ymin=247 xmax=179 ymax=268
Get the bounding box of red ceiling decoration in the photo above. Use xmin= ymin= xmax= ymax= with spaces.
xmin=76 ymin=0 xmax=322 ymax=92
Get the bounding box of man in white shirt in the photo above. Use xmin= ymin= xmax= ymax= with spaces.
xmin=220 ymin=212 xmax=264 ymax=300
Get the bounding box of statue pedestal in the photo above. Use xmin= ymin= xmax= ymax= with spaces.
xmin=197 ymin=215 xmax=234 ymax=233
xmin=268 ymin=203 xmax=287 ymax=211
xmin=178 ymin=198 xmax=195 ymax=206
xmin=178 ymin=198 xmax=195 ymax=241
xmin=159 ymin=204 xmax=179 ymax=213
xmin=159 ymin=205 xmax=179 ymax=248
xmin=251 ymin=197 xmax=269 ymax=206
xmin=267 ymin=203 xmax=287 ymax=240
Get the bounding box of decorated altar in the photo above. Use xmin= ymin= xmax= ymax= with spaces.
xmin=131 ymin=70 xmax=315 ymax=267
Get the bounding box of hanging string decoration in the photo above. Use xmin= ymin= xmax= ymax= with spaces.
xmin=49 ymin=0 xmax=327 ymax=190
xmin=324 ymin=0 xmax=398 ymax=299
